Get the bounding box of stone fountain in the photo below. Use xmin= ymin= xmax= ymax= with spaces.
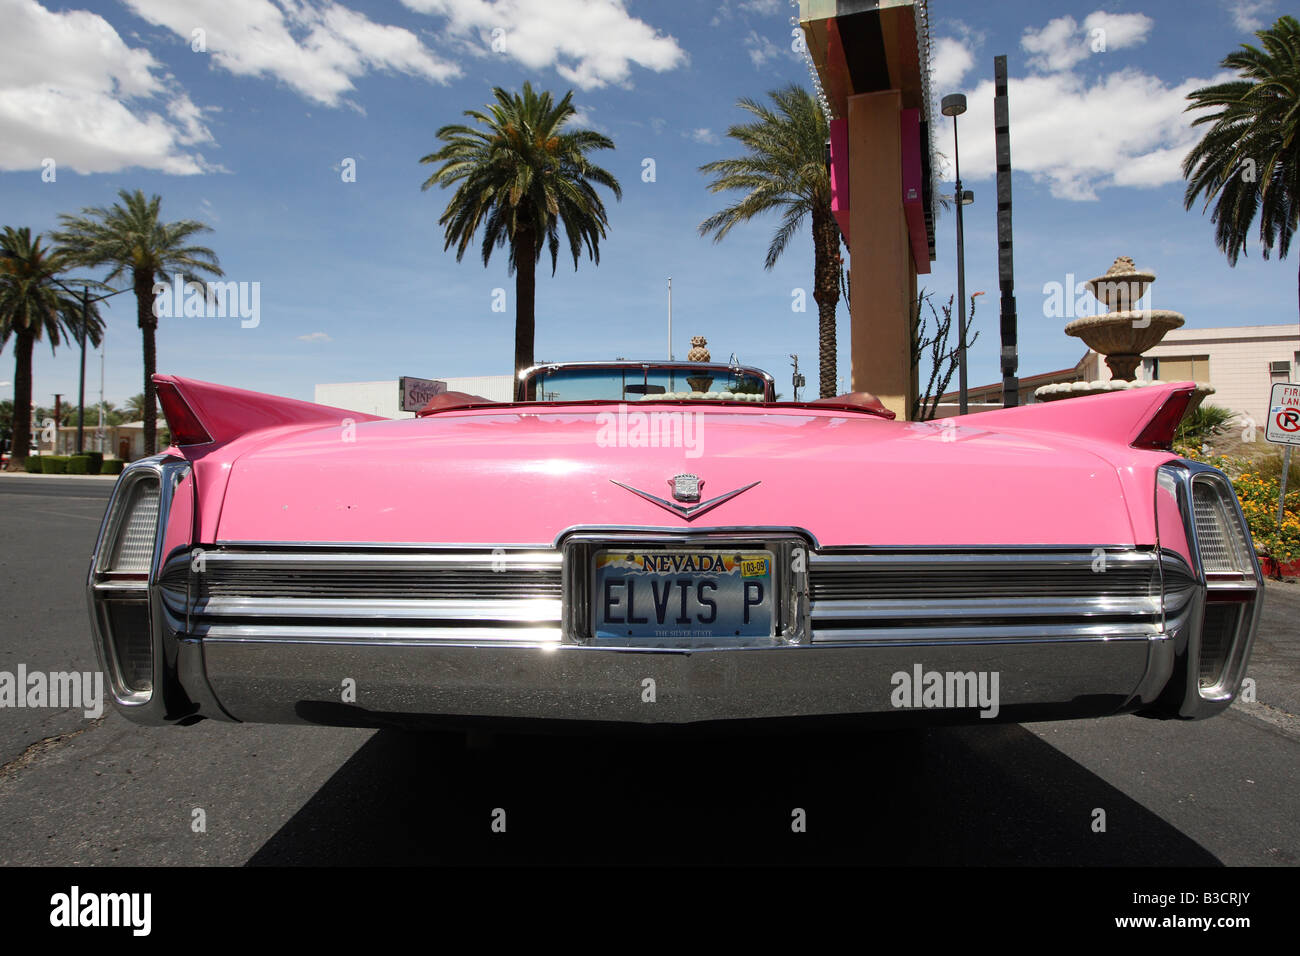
xmin=1035 ymin=256 xmax=1214 ymax=407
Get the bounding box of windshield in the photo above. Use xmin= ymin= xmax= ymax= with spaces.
xmin=525 ymin=365 xmax=771 ymax=403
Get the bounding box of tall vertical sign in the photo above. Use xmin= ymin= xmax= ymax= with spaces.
xmin=994 ymin=56 xmax=1020 ymax=407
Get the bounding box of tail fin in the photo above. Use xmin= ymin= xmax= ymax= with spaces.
xmin=154 ymin=374 xmax=386 ymax=448
xmin=962 ymin=381 xmax=1196 ymax=451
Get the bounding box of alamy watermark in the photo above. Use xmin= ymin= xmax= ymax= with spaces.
xmin=50 ymin=887 xmax=150 ymax=936
xmin=152 ymin=272 xmax=260 ymax=328
xmin=890 ymin=663 xmax=1000 ymax=718
xmin=596 ymin=404 xmax=704 ymax=458
xmin=1042 ymin=273 xmax=1154 ymax=324
xmin=0 ymin=666 xmax=102 ymax=719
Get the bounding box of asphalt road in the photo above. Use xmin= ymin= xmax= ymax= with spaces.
xmin=0 ymin=474 xmax=1297 ymax=865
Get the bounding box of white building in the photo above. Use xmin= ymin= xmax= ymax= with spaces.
xmin=46 ymin=422 xmax=144 ymax=460
xmin=315 ymin=376 xmax=515 ymax=419
xmin=1135 ymin=324 xmax=1298 ymax=429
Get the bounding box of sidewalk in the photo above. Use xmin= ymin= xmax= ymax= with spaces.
xmin=0 ymin=470 xmax=118 ymax=480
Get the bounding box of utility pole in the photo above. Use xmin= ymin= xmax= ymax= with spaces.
xmin=790 ymin=354 xmax=805 ymax=402
xmin=994 ymin=55 xmax=1021 ymax=408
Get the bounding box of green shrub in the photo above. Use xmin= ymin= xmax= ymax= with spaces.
xmin=101 ymin=460 xmax=124 ymax=475
xmin=41 ymin=456 xmax=69 ymax=474
xmin=67 ymin=456 xmax=90 ymax=474
xmin=83 ymin=451 xmax=104 ymax=474
xmin=23 ymin=456 xmax=41 ymax=473
xmin=1174 ymin=403 xmax=1234 ymax=446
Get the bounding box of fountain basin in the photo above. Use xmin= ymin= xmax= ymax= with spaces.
xmin=1065 ymin=310 xmax=1186 ymax=379
xmin=1035 ymin=378 xmax=1215 ymax=413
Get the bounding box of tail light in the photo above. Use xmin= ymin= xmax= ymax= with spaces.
xmin=1132 ymin=387 xmax=1194 ymax=451
xmin=1189 ymin=472 xmax=1260 ymax=694
xmin=88 ymin=462 xmax=170 ymax=700
xmin=103 ymin=480 xmax=160 ymax=575
xmin=1156 ymin=462 xmax=1263 ymax=713
xmin=155 ymin=381 xmax=213 ymax=446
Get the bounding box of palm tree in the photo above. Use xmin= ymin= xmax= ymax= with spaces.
xmin=1183 ymin=15 xmax=1300 ymax=314
xmin=420 ymin=82 xmax=621 ymax=386
xmin=0 ymin=227 xmax=104 ymax=469
xmin=123 ymin=393 xmax=150 ymax=422
xmin=55 ymin=190 xmax=222 ymax=455
xmin=699 ymin=85 xmax=841 ymax=398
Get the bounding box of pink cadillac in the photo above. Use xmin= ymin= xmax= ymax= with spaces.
xmin=86 ymin=361 xmax=1262 ymax=731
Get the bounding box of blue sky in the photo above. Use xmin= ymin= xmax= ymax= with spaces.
xmin=0 ymin=0 xmax=1295 ymax=409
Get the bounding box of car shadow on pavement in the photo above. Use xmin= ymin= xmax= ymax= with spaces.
xmin=246 ymin=722 xmax=1221 ymax=865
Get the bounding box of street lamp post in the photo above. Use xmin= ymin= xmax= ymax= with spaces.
xmin=667 ymin=276 xmax=673 ymax=360
xmin=942 ymin=92 xmax=970 ymax=415
xmin=77 ymin=288 xmax=89 ymax=454
xmin=50 ymin=280 xmax=129 ymax=455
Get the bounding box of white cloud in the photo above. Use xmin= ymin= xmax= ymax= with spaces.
xmin=1021 ymin=11 xmax=1152 ymax=73
xmin=1226 ymin=0 xmax=1277 ymax=32
xmin=0 ymin=0 xmax=212 ymax=174
xmin=1021 ymin=16 xmax=1087 ymax=72
xmin=402 ymin=0 xmax=686 ymax=89
xmin=123 ymin=0 xmax=459 ymax=108
xmin=739 ymin=0 xmax=784 ymax=14
xmin=930 ymin=36 xmax=975 ymax=91
xmin=689 ymin=128 xmax=720 ymax=145
xmin=744 ymin=29 xmax=782 ymax=68
xmin=711 ymin=0 xmax=786 ymax=26
xmin=942 ymin=66 xmax=1230 ymax=201
xmin=298 ymin=332 xmax=333 ymax=342
xmin=930 ymin=9 xmax=1200 ymax=202
xmin=1083 ymin=11 xmax=1154 ymax=49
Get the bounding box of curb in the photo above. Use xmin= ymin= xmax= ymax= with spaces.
xmin=0 ymin=471 xmax=119 ymax=481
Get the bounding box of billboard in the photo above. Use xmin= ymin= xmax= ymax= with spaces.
xmin=399 ymin=376 xmax=447 ymax=412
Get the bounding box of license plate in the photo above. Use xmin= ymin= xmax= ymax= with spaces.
xmin=591 ymin=548 xmax=775 ymax=642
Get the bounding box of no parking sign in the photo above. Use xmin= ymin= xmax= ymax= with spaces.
xmin=1266 ymin=382 xmax=1300 ymax=445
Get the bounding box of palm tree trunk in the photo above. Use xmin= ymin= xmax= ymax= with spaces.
xmin=9 ymin=329 xmax=35 ymax=470
xmin=134 ymin=267 xmax=158 ymax=457
xmin=811 ymin=208 xmax=842 ymax=398
xmin=515 ymin=227 xmax=537 ymax=399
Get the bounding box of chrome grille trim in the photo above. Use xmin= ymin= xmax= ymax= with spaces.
xmin=807 ymin=549 xmax=1178 ymax=645
xmin=170 ymin=547 xmax=564 ymax=644
xmin=174 ymin=546 xmax=1190 ymax=649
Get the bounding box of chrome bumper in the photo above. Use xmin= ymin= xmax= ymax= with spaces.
xmin=196 ymin=634 xmax=1162 ymax=727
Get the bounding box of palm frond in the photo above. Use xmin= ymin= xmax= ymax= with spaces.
xmin=1183 ymin=15 xmax=1300 ymax=266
